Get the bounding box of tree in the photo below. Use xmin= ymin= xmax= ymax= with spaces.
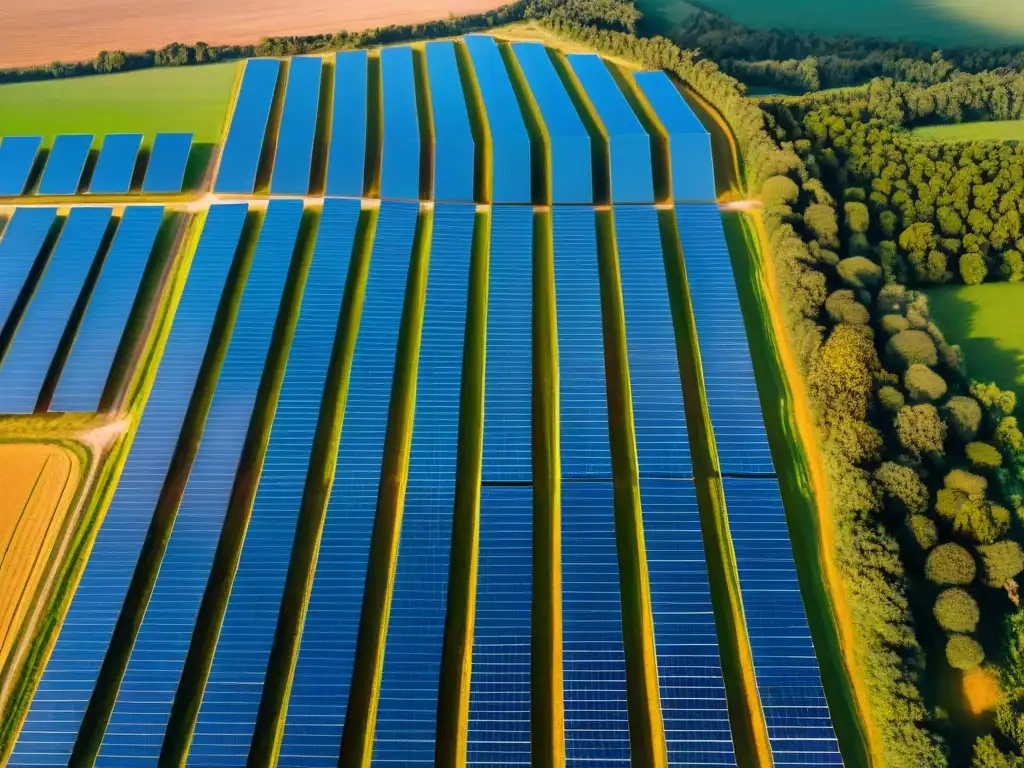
xmin=887 ymin=329 xmax=939 ymax=369
xmin=837 ymin=256 xmax=883 ymax=289
xmin=825 ymin=290 xmax=870 ymax=324
xmin=944 ymin=396 xmax=983 ymax=442
xmin=934 ymin=587 xmax=980 ymax=633
xmin=905 ymin=363 xmax=948 ymax=403
xmin=808 ymin=323 xmax=879 ymax=420
xmin=897 ymin=403 xmax=947 ymax=457
xmin=762 ymin=175 xmax=800 ymax=207
xmin=1001 ymin=250 xmax=1024 ymax=282
xmin=954 ymin=499 xmax=1010 ymax=544
xmin=880 ymin=314 xmax=910 ymax=335
xmin=878 ymin=385 xmax=905 ymax=411
xmin=925 ymin=542 xmax=976 ymax=585
xmin=907 ymin=513 xmax=938 ymax=550
xmin=972 ymin=735 xmax=1018 ymax=768
xmin=844 ymin=201 xmax=870 ymax=233
xmin=875 ymin=462 xmax=929 ymax=515
xmin=972 ymin=382 xmax=1018 ymax=419
xmin=946 ymin=635 xmax=985 ymax=670
xmin=979 ymin=541 xmax=1024 ymax=587
xmin=967 ymin=442 xmax=1003 ymax=470
xmin=960 ymin=253 xmax=989 ymax=285
xmin=945 ymin=469 xmax=988 ymax=499
xmin=804 ymin=203 xmax=840 ymax=247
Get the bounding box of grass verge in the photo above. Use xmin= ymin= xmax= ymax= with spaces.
xmin=253 ymin=59 xmax=289 ymax=195
xmin=412 ymin=47 xmax=435 ymax=201
xmin=454 ymin=41 xmax=492 ymax=205
xmin=499 ymin=42 xmax=551 ymax=207
xmin=309 ymin=58 xmax=335 ymax=196
xmin=364 ymin=54 xmax=383 ymax=199
xmin=605 ymin=63 xmax=672 ymax=204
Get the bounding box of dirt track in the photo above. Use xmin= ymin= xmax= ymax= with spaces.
xmin=0 ymin=0 xmax=501 ymax=69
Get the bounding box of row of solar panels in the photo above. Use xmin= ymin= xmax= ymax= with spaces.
xmin=214 ymin=37 xmax=716 ymax=204
xmin=0 ymin=132 xmax=193 ymax=196
xmin=9 ymin=198 xmax=839 ymax=766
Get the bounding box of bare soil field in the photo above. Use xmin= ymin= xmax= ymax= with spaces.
xmin=0 ymin=0 xmax=503 ymax=69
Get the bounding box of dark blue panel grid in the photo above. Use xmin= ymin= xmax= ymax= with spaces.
xmin=723 ymin=477 xmax=842 ymax=767
xmin=89 ymin=133 xmax=143 ymax=194
xmin=187 ymin=199 xmax=361 ymax=766
xmin=0 ymin=206 xmax=110 ymax=414
xmin=675 ymin=204 xmax=774 ymax=476
xmin=0 ymin=136 xmax=42 ymax=195
xmin=640 ymin=479 xmax=736 ymax=766
xmin=95 ymin=200 xmax=303 ymax=765
xmin=426 ymin=41 xmax=475 ymax=202
xmin=215 ymin=59 xmax=281 ymax=194
xmin=0 ymin=206 xmax=57 ymax=331
xmin=50 ymin=206 xmax=164 ymax=413
xmin=143 ymin=132 xmax=194 ymax=194
xmin=464 ymin=35 xmax=531 ymax=203
xmin=380 ymin=46 xmax=421 ymax=201
xmin=372 ymin=203 xmax=474 ymax=763
xmin=271 ymin=56 xmax=323 ymax=195
xmin=7 ymin=204 xmax=247 ymax=768
xmin=511 ymin=42 xmax=592 ymax=204
xmin=326 ymin=51 xmax=368 ymax=197
xmin=481 ymin=206 xmax=533 ymax=483
xmin=278 ymin=201 xmax=419 ymax=766
xmin=467 ymin=485 xmax=533 ymax=766
xmin=613 ymin=205 xmax=692 ymax=478
xmin=37 ymin=134 xmax=94 ymax=195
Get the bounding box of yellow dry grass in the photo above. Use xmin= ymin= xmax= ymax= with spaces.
xmin=963 ymin=667 xmax=1002 ymax=716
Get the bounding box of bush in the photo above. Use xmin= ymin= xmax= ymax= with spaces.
xmin=979 ymin=540 xmax=1024 ymax=587
xmin=967 ymin=441 xmax=1003 ymax=470
xmin=878 ymin=385 xmax=906 ymax=412
xmin=904 ymin=363 xmax=948 ymax=403
xmin=875 ymin=461 xmax=929 ymax=515
xmin=934 ymin=588 xmax=980 ymax=633
xmin=897 ymin=403 xmax=947 ymax=457
xmin=946 ymin=635 xmax=985 ymax=670
xmin=945 ymin=468 xmax=988 ymax=499
xmin=926 ymin=542 xmax=976 ymax=585
xmin=880 ymin=314 xmax=910 ymax=335
xmin=838 ymin=256 xmax=883 ymax=289
xmin=944 ymin=396 xmax=983 ymax=442
xmin=907 ymin=514 xmax=938 ymax=550
xmin=825 ymin=289 xmax=870 ymax=324
xmin=887 ymin=329 xmax=939 ymax=370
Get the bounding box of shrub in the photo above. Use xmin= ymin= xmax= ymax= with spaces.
xmin=934 ymin=588 xmax=980 ymax=633
xmin=979 ymin=540 xmax=1024 ymax=587
xmin=944 ymin=396 xmax=983 ymax=442
xmin=878 ymin=385 xmax=905 ymax=412
xmin=880 ymin=314 xmax=910 ymax=335
xmin=907 ymin=514 xmax=938 ymax=551
xmin=945 ymin=469 xmax=988 ymax=499
xmin=904 ymin=363 xmax=948 ymax=403
xmin=946 ymin=635 xmax=985 ymax=670
xmin=875 ymin=462 xmax=929 ymax=515
xmin=838 ymin=256 xmax=883 ymax=289
xmin=887 ymin=329 xmax=939 ymax=370
xmin=967 ymin=441 xmax=1003 ymax=470
xmin=897 ymin=404 xmax=947 ymax=457
xmin=825 ymin=289 xmax=870 ymax=324
xmin=926 ymin=542 xmax=976 ymax=585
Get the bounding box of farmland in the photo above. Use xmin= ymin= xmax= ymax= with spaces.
xmin=912 ymin=120 xmax=1024 ymax=142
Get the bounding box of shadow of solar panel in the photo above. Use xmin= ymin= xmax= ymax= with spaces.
xmin=143 ymin=133 xmax=194 ymax=194
xmin=215 ymin=59 xmax=281 ymax=194
xmin=187 ymin=198 xmax=361 ymax=766
xmin=372 ymin=203 xmax=474 ymax=763
xmin=95 ymin=200 xmax=303 ymax=763
xmin=675 ymin=204 xmax=774 ymax=476
xmin=464 ymin=36 xmax=531 ymax=203
xmin=613 ymin=205 xmax=692 ymax=478
xmin=37 ymin=134 xmax=94 ymax=195
xmin=0 ymin=207 xmax=111 ymax=414
xmin=279 ymin=201 xmax=420 ymax=765
xmin=271 ymin=57 xmax=323 ymax=195
xmin=467 ymin=485 xmax=533 ymax=766
xmin=326 ymin=51 xmax=368 ymax=198
xmin=639 ymin=479 xmax=736 ymax=766
xmin=0 ymin=136 xmax=43 ymax=195
xmin=481 ymin=206 xmax=533 ymax=483
xmin=426 ymin=42 xmax=475 ymax=203
xmin=380 ymin=47 xmax=421 ymax=201
xmin=89 ymin=133 xmax=143 ymax=194
xmin=0 ymin=207 xmax=57 ymax=332
xmin=50 ymin=206 xmax=164 ymax=413
xmin=7 ymin=204 xmax=247 ymax=767
xmin=566 ymin=55 xmax=653 ymax=204
xmin=722 ymin=477 xmax=841 ymax=766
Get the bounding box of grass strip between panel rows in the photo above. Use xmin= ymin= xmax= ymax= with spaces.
xmin=498 ymin=41 xmax=551 ymax=207
xmin=453 ymin=41 xmax=491 ymax=204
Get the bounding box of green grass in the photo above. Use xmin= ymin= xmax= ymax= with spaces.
xmin=912 ymin=120 xmax=1024 ymax=142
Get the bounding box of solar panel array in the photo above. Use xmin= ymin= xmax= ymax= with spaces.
xmin=89 ymin=133 xmax=142 ymax=194
xmin=0 ymin=136 xmax=42 ymax=195
xmin=0 ymin=206 xmax=57 ymax=332
xmin=143 ymin=132 xmax=194 ymax=193
xmin=215 ymin=59 xmax=281 ymax=194
xmin=37 ymin=134 xmax=93 ymax=195
xmin=426 ymin=42 xmax=475 ymax=202
xmin=271 ymin=57 xmax=323 ymax=195
xmin=380 ymin=46 xmax=421 ymax=201
xmin=326 ymin=51 xmax=368 ymax=197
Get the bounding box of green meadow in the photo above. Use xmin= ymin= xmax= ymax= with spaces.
xmin=913 ymin=120 xmax=1024 ymax=142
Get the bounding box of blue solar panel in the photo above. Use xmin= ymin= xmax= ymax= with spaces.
xmin=271 ymin=56 xmax=323 ymax=195
xmin=143 ymin=133 xmax=194 ymax=194
xmin=279 ymin=201 xmax=420 ymax=764
xmin=640 ymin=479 xmax=736 ymax=765
xmin=50 ymin=206 xmax=164 ymax=412
xmin=0 ymin=207 xmax=110 ymax=414
xmin=7 ymin=204 xmax=247 ymax=767
xmin=89 ymin=133 xmax=143 ymax=194
xmin=675 ymin=204 xmax=775 ymax=475
xmin=215 ymin=59 xmax=281 ymax=194
xmin=95 ymin=200 xmax=303 ymax=763
xmin=567 ymin=55 xmax=653 ymax=203
xmin=426 ymin=42 xmax=475 ymax=202
xmin=0 ymin=207 xmax=57 ymax=331
xmin=326 ymin=51 xmax=368 ymax=197
xmin=373 ymin=203 xmax=474 ymax=762
xmin=37 ymin=134 xmax=94 ymax=195
xmin=512 ymin=43 xmax=592 ymax=204
xmin=0 ymin=136 xmax=42 ymax=195
xmin=467 ymin=485 xmax=533 ymax=766
xmin=186 ymin=199 xmax=360 ymax=766
xmin=380 ymin=46 xmax=421 ymax=201
xmin=481 ymin=206 xmax=533 ymax=483
xmin=633 ymin=72 xmax=716 ymax=202
xmin=722 ymin=477 xmax=842 ymax=766
xmin=613 ymin=205 xmax=692 ymax=478
xmin=464 ymin=35 xmax=531 ymax=203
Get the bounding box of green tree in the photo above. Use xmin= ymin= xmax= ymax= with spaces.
xmin=878 ymin=385 xmax=905 ymax=412
xmin=1001 ymin=250 xmax=1024 ymax=282
xmin=967 ymin=442 xmax=1003 ymax=470
xmin=824 ymin=290 xmax=870 ymax=324
xmin=844 ymin=201 xmax=870 ymax=233
xmin=905 ymin=363 xmax=948 ymax=403
xmin=972 ymin=382 xmax=1018 ymax=419
xmin=875 ymin=461 xmax=929 ymax=515
xmin=762 ymin=175 xmax=800 ymax=207
xmin=925 ymin=542 xmax=976 ymax=585
xmin=837 ymin=256 xmax=883 ymax=289
xmin=907 ymin=514 xmax=938 ymax=550
xmin=960 ymin=253 xmax=989 ymax=285
xmin=945 ymin=468 xmax=988 ymax=499
xmin=887 ymin=329 xmax=939 ymax=369
xmin=979 ymin=540 xmax=1024 ymax=587
xmin=804 ymin=203 xmax=840 ymax=247
xmin=808 ymin=323 xmax=879 ymax=420
xmin=972 ymin=734 xmax=1019 ymax=768
xmin=944 ymin=396 xmax=983 ymax=442
xmin=934 ymin=587 xmax=980 ymax=632
xmin=897 ymin=403 xmax=947 ymax=457
xmin=947 ymin=635 xmax=985 ymax=670
xmin=953 ymin=499 xmax=1010 ymax=544
xmin=880 ymin=314 xmax=910 ymax=335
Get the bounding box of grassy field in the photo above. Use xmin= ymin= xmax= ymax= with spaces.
xmin=913 ymin=120 xmax=1024 ymax=142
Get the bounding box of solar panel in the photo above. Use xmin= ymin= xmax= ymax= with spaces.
xmin=722 ymin=477 xmax=842 ymax=766
xmin=215 ymin=59 xmax=281 ymax=194
xmin=0 ymin=136 xmax=43 ymax=195
xmin=567 ymin=55 xmax=653 ymax=204
xmin=326 ymin=51 xmax=368 ymax=197
xmin=96 ymin=200 xmax=303 ymax=762
xmin=674 ymin=204 xmax=774 ymax=475
xmin=463 ymin=35 xmax=531 ymax=203
xmin=271 ymin=56 xmax=323 ymax=195
xmin=50 ymin=206 xmax=164 ymax=412
xmin=481 ymin=206 xmax=533 ymax=483
xmin=0 ymin=207 xmax=110 ymax=414
xmin=613 ymin=205 xmax=692 ymax=478
xmin=380 ymin=46 xmax=421 ymax=201
xmin=37 ymin=134 xmax=94 ymax=195
xmin=373 ymin=203 xmax=474 ymax=762
xmin=511 ymin=43 xmax=592 ymax=204
xmin=7 ymin=204 xmax=247 ymax=767
xmin=89 ymin=133 xmax=143 ymax=194
xmin=426 ymin=42 xmax=475 ymax=202
xmin=0 ymin=207 xmax=58 ymax=332
xmin=278 ymin=201 xmax=420 ymax=763
xmin=142 ymin=133 xmax=194 ymax=194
